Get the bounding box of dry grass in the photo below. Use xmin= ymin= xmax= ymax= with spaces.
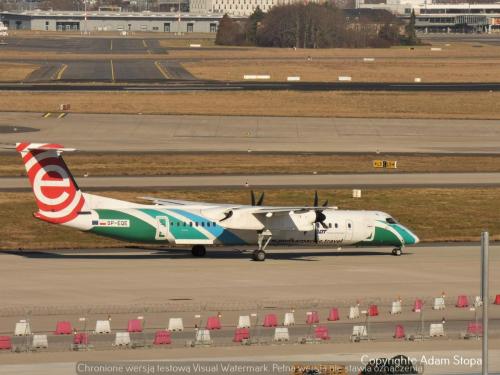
xmin=184 ymin=58 xmax=500 ymax=82
xmin=0 ymin=41 xmax=498 ymax=61
xmin=158 ymin=38 xmax=216 ymax=48
xmin=1 ymin=188 xmax=499 ymax=250
xmin=0 ymin=63 xmax=39 ymax=81
xmin=2 ymin=91 xmax=500 ymax=119
xmin=167 ymin=42 xmax=500 ymax=59
xmin=2 ymin=153 xmax=500 ymax=177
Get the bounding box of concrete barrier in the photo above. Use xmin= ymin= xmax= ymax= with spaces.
xmin=114 ymin=332 xmax=131 ymax=346
xmin=238 ymin=315 xmax=251 ymax=328
xmin=189 ymin=44 xmax=201 ymax=48
xmin=306 ymin=311 xmax=320 ymax=324
xmin=283 ymin=312 xmax=295 ymax=326
xmin=55 ymin=321 xmax=72 ymax=335
xmin=168 ymin=318 xmax=184 ymax=332
xmin=363 ymin=58 xmax=375 ymax=62
xmin=433 ymin=297 xmax=446 ymax=310
xmin=352 ymin=325 xmax=367 ymax=337
xmin=414 ymin=77 xmax=422 ymax=83
xmin=390 ymin=300 xmax=402 ymax=315
xmin=32 ymin=334 xmax=48 ymax=348
xmin=195 ymin=329 xmax=212 ymax=344
xmin=348 ymin=306 xmax=360 ymax=319
xmin=95 ymin=320 xmax=111 ymax=334
xmin=153 ymin=330 xmax=172 ymax=345
xmin=274 ymin=327 xmax=290 ymax=342
xmin=287 ymin=76 xmax=301 ymax=81
xmin=430 ymin=47 xmax=442 ymax=51
xmin=14 ymin=321 xmax=31 ymax=336
xmin=430 ymin=323 xmax=445 ymax=337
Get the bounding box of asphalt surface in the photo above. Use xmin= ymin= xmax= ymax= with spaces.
xmin=1 ymin=37 xmax=168 ymax=54
xmin=20 ymin=60 xmax=194 ymax=82
xmin=2 ymin=172 xmax=500 ymax=191
xmin=4 ymin=81 xmax=500 ymax=91
xmin=0 ymin=245 xmax=498 ymax=373
xmin=1 ymin=112 xmax=500 ymax=154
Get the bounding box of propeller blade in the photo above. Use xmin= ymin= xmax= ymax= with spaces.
xmin=220 ymin=210 xmax=233 ymax=222
xmin=251 ymin=190 xmax=256 ymax=206
xmin=314 ymin=190 xmax=319 ymax=207
xmin=257 ymin=192 xmax=265 ymax=206
xmin=315 ymin=211 xmax=326 ymax=223
xmin=322 ymin=199 xmax=328 ymax=207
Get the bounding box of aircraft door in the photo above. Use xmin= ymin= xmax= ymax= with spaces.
xmin=155 ymin=216 xmax=169 ymax=240
xmin=344 ymin=220 xmax=353 ymax=241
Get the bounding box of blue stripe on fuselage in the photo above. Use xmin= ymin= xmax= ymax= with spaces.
xmin=171 ymin=209 xmax=247 ymax=245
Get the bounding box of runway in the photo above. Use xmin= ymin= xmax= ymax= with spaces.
xmin=2 ymin=112 xmax=500 ymax=154
xmin=2 ymin=172 xmax=500 ymax=190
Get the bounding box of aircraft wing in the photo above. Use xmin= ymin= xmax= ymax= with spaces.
xmin=139 ymin=196 xmax=236 ymax=207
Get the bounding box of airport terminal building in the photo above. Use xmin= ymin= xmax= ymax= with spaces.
xmin=357 ymin=0 xmax=500 ymax=33
xmin=0 ymin=10 xmax=225 ymax=33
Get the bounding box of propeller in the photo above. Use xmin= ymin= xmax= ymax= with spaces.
xmin=313 ymin=190 xmax=329 ymax=208
xmin=219 ymin=210 xmax=233 ymax=222
xmin=250 ymin=190 xmax=265 ymax=206
xmin=312 ymin=190 xmax=328 ymax=232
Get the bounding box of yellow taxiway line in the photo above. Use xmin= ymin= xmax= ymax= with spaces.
xmin=154 ymin=61 xmax=170 ymax=80
xmin=110 ymin=60 xmax=115 ymax=82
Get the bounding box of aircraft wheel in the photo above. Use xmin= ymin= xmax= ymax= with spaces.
xmin=252 ymin=250 xmax=266 ymax=261
xmin=392 ymin=248 xmax=402 ymax=256
xmin=192 ymin=245 xmax=207 ymax=257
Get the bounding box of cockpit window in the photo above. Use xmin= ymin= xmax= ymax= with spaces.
xmin=386 ymin=217 xmax=398 ymax=224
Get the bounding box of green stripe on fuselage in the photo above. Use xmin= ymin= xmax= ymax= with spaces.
xmin=91 ymin=209 xmax=157 ymax=242
xmin=138 ymin=208 xmax=208 ymax=241
xmin=359 ymin=226 xmax=402 ymax=246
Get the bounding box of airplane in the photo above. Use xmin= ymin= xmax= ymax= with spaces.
xmin=14 ymin=142 xmax=419 ymax=261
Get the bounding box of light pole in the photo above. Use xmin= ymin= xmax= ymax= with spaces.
xmin=481 ymin=231 xmax=489 ymax=375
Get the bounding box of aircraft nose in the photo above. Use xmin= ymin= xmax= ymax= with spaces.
xmin=404 ymin=227 xmax=420 ymax=245
xmin=395 ymin=224 xmax=419 ymax=245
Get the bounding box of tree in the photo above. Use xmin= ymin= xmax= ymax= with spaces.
xmin=215 ymin=14 xmax=245 ymax=46
xmin=245 ymin=6 xmax=265 ymax=44
xmin=405 ymin=9 xmax=419 ymax=45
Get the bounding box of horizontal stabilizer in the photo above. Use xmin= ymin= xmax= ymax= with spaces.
xmin=16 ymin=143 xmax=76 ymax=152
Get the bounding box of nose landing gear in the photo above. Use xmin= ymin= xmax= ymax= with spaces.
xmin=392 ymin=247 xmax=403 ymax=256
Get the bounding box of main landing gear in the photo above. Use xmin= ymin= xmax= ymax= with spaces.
xmin=191 ymin=245 xmax=206 ymax=257
xmin=252 ymin=230 xmax=272 ymax=261
xmin=392 ymin=247 xmax=403 ymax=256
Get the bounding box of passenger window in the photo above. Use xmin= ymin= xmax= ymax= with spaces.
xmin=189 ymin=222 xmax=193 ymax=227
xmin=195 ymin=222 xmax=199 ymax=227
xmin=207 ymin=222 xmax=210 ymax=227
xmin=328 ymin=223 xmax=332 ymax=228
xmin=348 ymin=223 xmax=352 ymax=229
xmin=335 ymin=223 xmax=338 ymax=228
xmin=201 ymin=222 xmax=205 ymax=227
xmin=213 ymin=222 xmax=216 ymax=226
xmin=177 ymin=222 xmax=180 ymax=226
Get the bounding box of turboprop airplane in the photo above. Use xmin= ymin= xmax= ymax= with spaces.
xmin=14 ymin=142 xmax=419 ymax=261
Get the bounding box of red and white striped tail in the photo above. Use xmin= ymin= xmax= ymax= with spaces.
xmin=16 ymin=142 xmax=86 ymax=224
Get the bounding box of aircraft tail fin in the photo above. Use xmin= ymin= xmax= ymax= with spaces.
xmin=15 ymin=142 xmax=87 ymax=224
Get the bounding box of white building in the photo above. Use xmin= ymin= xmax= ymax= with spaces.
xmin=191 ymin=0 xmax=323 ymax=17
xmin=357 ymin=0 xmax=500 ymax=32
